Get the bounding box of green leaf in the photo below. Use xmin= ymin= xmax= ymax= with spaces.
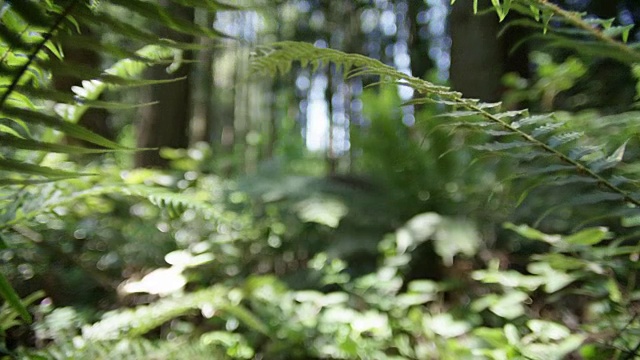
xmin=7 ymin=0 xmax=51 ymax=28
xmin=511 ymin=114 xmax=553 ymax=128
xmin=531 ymin=122 xmax=564 ymax=137
xmin=14 ymin=86 xmax=155 ymax=110
xmin=1 ymin=107 xmax=127 ymax=149
xmin=473 ymin=141 xmax=533 ymax=151
xmin=490 ymin=291 xmax=528 ymax=319
xmin=504 ymin=323 xmax=520 ymax=346
xmin=532 ymin=253 xmax=586 ymax=271
xmin=504 ymin=223 xmax=560 ymax=244
xmin=562 ymin=227 xmax=609 ymax=246
xmin=426 ymin=313 xmax=470 ymax=338
xmin=57 ymin=34 xmax=156 ymax=63
xmin=606 ymin=277 xmax=622 ymax=303
xmin=589 ymin=140 xmax=627 ymax=172
xmin=547 ymin=132 xmax=582 ymax=148
xmin=171 ymin=0 xmax=242 ymax=11
xmin=568 ymin=145 xmax=603 ymax=161
xmin=530 ymin=5 xmax=540 ymax=21
xmin=0 ymin=271 xmax=31 ymax=323
xmin=527 ymin=262 xmax=575 ymax=293
xmin=220 ymin=304 xmax=270 ymax=336
xmin=542 ymin=9 xmax=553 ymax=34
xmin=491 ymin=0 xmax=504 ymax=21
xmin=0 ymin=133 xmax=117 ymax=154
xmin=602 ymin=24 xmax=634 ymax=42
xmin=109 ymin=0 xmax=228 ymax=39
xmin=0 ymin=158 xmax=95 ymax=178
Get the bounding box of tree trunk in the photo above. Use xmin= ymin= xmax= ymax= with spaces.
xmin=191 ymin=9 xmax=215 ymax=145
xmin=135 ymin=1 xmax=194 ymax=168
xmin=449 ymin=0 xmax=504 ymax=102
xmin=54 ymin=27 xmax=111 ymax=147
xmin=408 ymin=0 xmax=432 ymax=80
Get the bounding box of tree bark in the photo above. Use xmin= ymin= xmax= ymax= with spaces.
xmin=54 ymin=27 xmax=111 ymax=147
xmin=449 ymin=0 xmax=504 ymax=102
xmin=135 ymin=1 xmax=194 ymax=168
xmin=408 ymin=0 xmax=432 ymax=80
xmin=191 ymin=9 xmax=215 ymax=145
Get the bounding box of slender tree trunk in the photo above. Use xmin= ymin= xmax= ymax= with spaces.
xmin=408 ymin=0 xmax=432 ymax=80
xmin=449 ymin=0 xmax=504 ymax=102
xmin=191 ymin=9 xmax=215 ymax=145
xmin=135 ymin=1 xmax=194 ymax=168
xmin=54 ymin=27 xmax=111 ymax=147
xmin=326 ymin=65 xmax=337 ymax=175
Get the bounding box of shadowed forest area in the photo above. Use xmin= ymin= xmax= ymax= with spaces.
xmin=2 ymin=0 xmax=640 ymax=358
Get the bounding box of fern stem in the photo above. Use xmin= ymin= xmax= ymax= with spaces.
xmin=469 ymin=103 xmax=640 ymax=208
xmin=253 ymin=42 xmax=640 ymax=208
xmin=530 ymin=0 xmax=640 ymax=63
xmin=0 ymin=0 xmax=81 ymax=111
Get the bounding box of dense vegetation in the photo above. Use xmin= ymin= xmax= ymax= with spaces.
xmin=1 ymin=0 xmax=640 ymax=359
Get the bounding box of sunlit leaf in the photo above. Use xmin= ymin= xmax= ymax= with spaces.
xmin=424 ymin=313 xmax=470 ymax=338
xmin=504 ymin=223 xmax=561 ymax=244
xmin=562 ymin=227 xmax=609 ymax=246
xmin=589 ymin=140 xmax=628 ymax=172
xmin=0 ymin=158 xmax=94 ymax=178
xmin=606 ymin=277 xmax=622 ymax=303
xmin=490 ymin=291 xmax=528 ymax=319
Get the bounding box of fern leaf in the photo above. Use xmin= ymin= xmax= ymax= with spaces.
xmin=0 ymin=133 xmax=115 ymax=154
xmin=531 ymin=122 xmax=565 ymax=137
xmin=570 ymin=192 xmax=626 ymax=205
xmin=83 ymin=286 xmax=230 ymax=339
xmin=547 ymin=132 xmax=583 ymax=148
xmin=473 ymin=141 xmax=533 ymax=151
xmin=568 ymin=145 xmax=604 ymax=161
xmin=0 ymin=271 xmax=31 ymax=322
xmin=0 ymin=182 xmax=220 ymax=231
xmin=0 ymin=158 xmax=94 ymax=179
xmin=252 ymin=41 xmax=640 ymax=209
xmin=511 ymin=114 xmax=554 ymax=128
xmin=109 ymin=0 xmax=228 ymax=39
xmin=1 ymin=107 xmax=126 ymax=149
xmin=550 ymin=175 xmax=598 ymax=186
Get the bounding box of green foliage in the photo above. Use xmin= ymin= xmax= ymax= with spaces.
xmin=2 ymin=0 xmax=640 ymax=359
xmin=0 ymin=0 xmax=232 ymax=316
xmin=252 ymin=38 xmax=640 ymax=222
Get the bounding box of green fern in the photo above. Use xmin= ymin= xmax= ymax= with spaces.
xmin=0 ymin=1 xmax=230 ymax=182
xmin=251 ymin=41 xmax=640 ymax=212
xmin=0 ymin=0 xmax=234 ymax=318
xmin=455 ymin=0 xmax=639 ymax=64
xmin=19 ymin=285 xmax=265 ymax=359
xmin=22 ymin=337 xmax=229 ymax=360
xmin=0 ymin=181 xmax=223 ymax=232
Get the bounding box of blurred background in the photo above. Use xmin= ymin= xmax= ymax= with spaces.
xmin=3 ymin=0 xmax=640 ymax=358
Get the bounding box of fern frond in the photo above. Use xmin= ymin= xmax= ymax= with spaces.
xmin=82 ymin=284 xmax=267 ymax=340
xmin=0 ymin=0 xmax=237 ymax=319
xmin=24 ymin=337 xmax=228 ymax=360
xmin=252 ymin=42 xmax=640 ymax=210
xmin=504 ymin=0 xmax=640 ymax=64
xmin=0 ymin=0 xmax=230 ymax=181
xmin=0 ymin=182 xmax=221 ymax=231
